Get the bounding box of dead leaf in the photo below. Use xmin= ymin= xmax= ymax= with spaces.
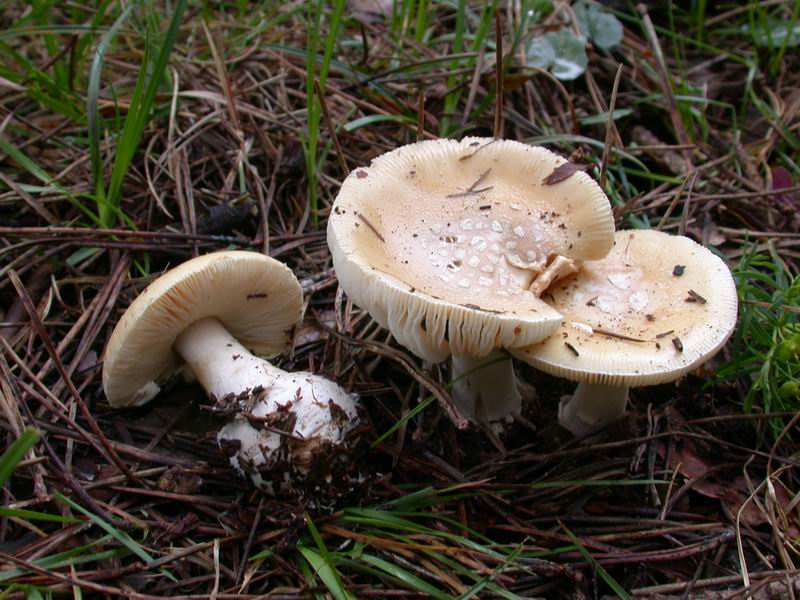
xmin=542 ymin=161 xmax=591 ymax=185
xmin=157 ymin=466 xmax=204 ymax=495
xmin=657 ymin=437 xmax=799 ymax=533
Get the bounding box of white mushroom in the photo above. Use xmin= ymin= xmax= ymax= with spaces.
xmin=512 ymin=230 xmax=739 ymax=438
xmin=327 ymin=137 xmax=615 ymax=423
xmin=102 ymin=251 xmax=359 ymax=485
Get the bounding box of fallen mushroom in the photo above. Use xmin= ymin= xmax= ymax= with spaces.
xmin=512 ymin=230 xmax=738 ymax=438
xmin=102 ymin=251 xmax=360 ymax=490
xmin=327 ymin=137 xmax=615 ymax=422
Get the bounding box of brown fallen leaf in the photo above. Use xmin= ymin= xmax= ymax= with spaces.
xmin=657 ymin=436 xmax=799 ymax=534
xmin=157 ymin=466 xmax=204 ymax=495
xmin=542 ymin=161 xmax=592 ymax=185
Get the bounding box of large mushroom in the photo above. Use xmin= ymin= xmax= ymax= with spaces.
xmin=327 ymin=137 xmax=615 ymax=422
xmin=512 ymin=230 xmax=738 ymax=438
xmin=103 ymin=251 xmax=359 ymax=485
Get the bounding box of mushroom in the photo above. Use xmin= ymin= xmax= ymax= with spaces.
xmin=103 ymin=251 xmax=359 ymax=485
xmin=327 ymin=137 xmax=615 ymax=422
xmin=512 ymin=230 xmax=738 ymax=438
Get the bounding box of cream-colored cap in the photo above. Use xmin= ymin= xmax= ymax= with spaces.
xmin=512 ymin=230 xmax=738 ymax=386
xmin=327 ymin=137 xmax=615 ymax=362
xmin=103 ymin=251 xmax=303 ymax=407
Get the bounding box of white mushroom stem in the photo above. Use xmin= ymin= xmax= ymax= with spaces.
xmin=173 ymin=317 xmax=282 ymax=399
xmin=557 ymin=382 xmax=629 ymax=439
xmin=451 ymin=351 xmax=521 ymax=422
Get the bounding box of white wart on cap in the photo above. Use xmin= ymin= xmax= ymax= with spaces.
xmin=103 ymin=251 xmax=303 ymax=408
xmin=513 ymin=229 xmax=738 ymax=437
xmin=327 ymin=137 xmax=615 ymax=422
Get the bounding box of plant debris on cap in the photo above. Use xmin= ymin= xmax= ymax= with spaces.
xmin=512 ymin=229 xmax=739 ymax=385
xmin=102 ymin=251 xmax=303 ymax=407
xmin=327 ymin=137 xmax=615 ymax=362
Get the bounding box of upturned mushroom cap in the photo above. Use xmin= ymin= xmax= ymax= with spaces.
xmin=103 ymin=251 xmax=303 ymax=407
xmin=512 ymin=230 xmax=738 ymax=386
xmin=327 ymin=137 xmax=615 ymax=362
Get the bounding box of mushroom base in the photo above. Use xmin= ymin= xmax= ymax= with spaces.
xmin=451 ymin=351 xmax=521 ymax=422
xmin=558 ymin=382 xmax=629 ymax=439
xmin=216 ymin=371 xmax=362 ymax=505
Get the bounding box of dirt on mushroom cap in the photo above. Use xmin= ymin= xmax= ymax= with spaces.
xmin=327 ymin=137 xmax=615 ymax=361
xmin=512 ymin=229 xmax=739 ymax=386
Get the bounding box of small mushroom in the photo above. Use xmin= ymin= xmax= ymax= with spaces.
xmin=327 ymin=137 xmax=614 ymax=422
xmin=102 ymin=251 xmax=359 ymax=485
xmin=512 ymin=230 xmax=738 ymax=438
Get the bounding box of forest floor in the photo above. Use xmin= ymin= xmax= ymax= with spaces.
xmin=1 ymin=1 xmax=800 ymax=598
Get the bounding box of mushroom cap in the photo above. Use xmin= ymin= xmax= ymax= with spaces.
xmin=327 ymin=137 xmax=615 ymax=361
xmin=103 ymin=251 xmax=303 ymax=407
xmin=512 ymin=230 xmax=738 ymax=386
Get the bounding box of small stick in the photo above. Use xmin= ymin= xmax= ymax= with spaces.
xmin=470 ymin=168 xmax=492 ymax=191
xmin=8 ymin=270 xmax=139 ymax=484
xmin=592 ymin=327 xmax=648 ymax=343
xmin=657 ymin=169 xmax=693 ymax=231
xmin=493 ymin=8 xmax=504 ymax=139
xmin=314 ymin=79 xmax=349 ymax=176
xmin=417 ymin=91 xmax=425 ymax=142
xmin=678 ymin=170 xmax=699 ymax=236
xmin=459 ymin=138 xmax=496 ymax=161
xmin=235 ymin=496 xmax=265 ymax=583
xmin=637 ymin=3 xmax=692 ymax=171
xmin=599 ymin=64 xmax=623 ymax=191
xmin=356 ymin=213 xmax=385 ymax=243
xmin=445 ymin=168 xmax=494 ymax=198
xmin=686 ymin=289 xmax=708 ymax=304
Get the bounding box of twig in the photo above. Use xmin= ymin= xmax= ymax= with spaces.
xmin=637 ymin=3 xmax=692 ymax=170
xmin=417 ymin=91 xmax=425 ymax=142
xmin=356 ymin=212 xmax=385 ymax=242
xmin=599 ymin=64 xmax=623 ymax=191
xmin=493 ymin=8 xmax=504 ymax=139
xmin=7 ymin=269 xmax=139 ymax=484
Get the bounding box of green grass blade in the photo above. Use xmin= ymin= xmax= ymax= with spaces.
xmin=88 ymin=2 xmax=135 ymax=203
xmin=0 ymin=429 xmax=40 ymax=488
xmin=0 ymin=137 xmax=101 ymax=226
xmin=561 ymin=523 xmax=630 ymax=600
xmin=102 ymin=0 xmax=187 ymax=227
xmin=0 ymin=507 xmax=80 ymax=524
xmin=298 ymin=545 xmax=355 ymax=600
xmin=360 ymin=553 xmax=453 ymax=600
xmin=55 ymin=493 xmax=155 ymax=563
xmin=302 ymin=515 xmax=356 ymax=600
